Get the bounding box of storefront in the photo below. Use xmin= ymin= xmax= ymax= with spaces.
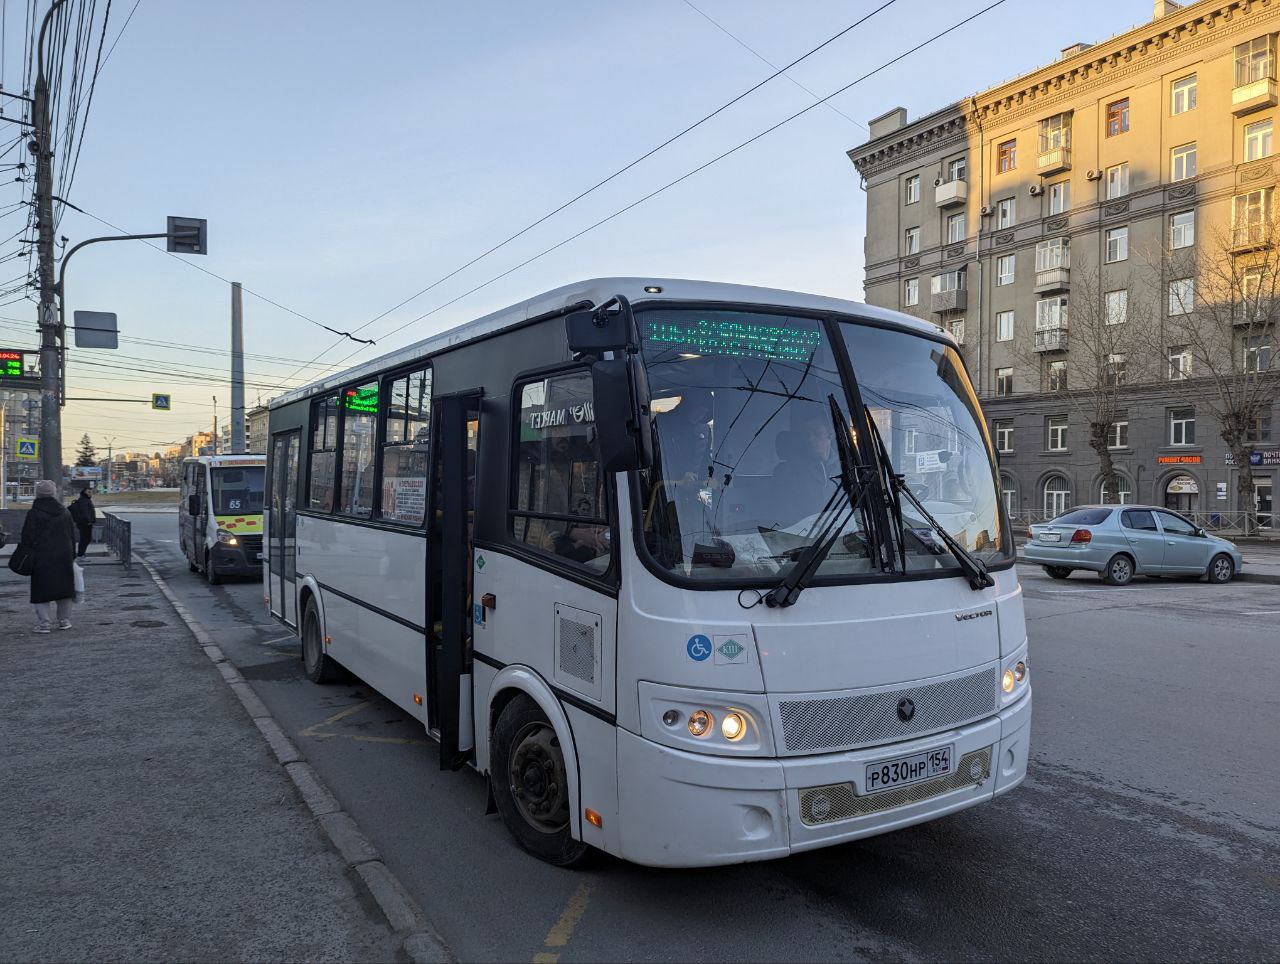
xmin=1164 ymin=474 xmax=1200 ymax=513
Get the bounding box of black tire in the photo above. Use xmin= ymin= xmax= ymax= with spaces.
xmin=188 ymin=559 xmax=199 ymax=573
xmin=302 ymin=597 xmax=342 ymax=683
xmin=204 ymin=549 xmax=222 ymax=585
xmin=1101 ymin=553 xmax=1134 ymax=586
xmin=1207 ymin=553 xmax=1235 ymax=584
xmin=1044 ymin=566 xmax=1072 ymax=580
xmin=490 ymin=695 xmax=590 ymax=867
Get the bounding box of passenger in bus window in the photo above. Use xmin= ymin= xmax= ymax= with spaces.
xmin=654 ymin=390 xmax=713 ymax=484
xmin=772 ymin=415 xmax=836 ymax=520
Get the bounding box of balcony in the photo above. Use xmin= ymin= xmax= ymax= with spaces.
xmin=1034 ymin=267 xmax=1071 ymax=293
xmin=1034 ymin=326 xmax=1068 ymax=352
xmin=1037 ymin=147 xmax=1072 ymax=176
xmin=935 ymin=179 xmax=968 ymax=208
xmin=1233 ymin=76 xmax=1278 ymax=116
xmin=1231 ymin=222 xmax=1274 ymax=253
xmin=931 ymin=288 xmax=967 ymax=314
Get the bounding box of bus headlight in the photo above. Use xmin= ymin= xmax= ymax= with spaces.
xmin=721 ymin=712 xmax=746 ymax=741
xmin=217 ymin=529 xmax=239 ymax=546
xmin=1001 ymin=647 xmax=1030 ymax=704
xmin=1002 ymin=669 xmax=1015 ymax=693
xmin=642 ymin=683 xmax=771 ymax=755
xmin=687 ymin=710 xmax=713 ymax=738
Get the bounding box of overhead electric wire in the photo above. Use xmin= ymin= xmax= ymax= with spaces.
xmin=295 ymin=0 xmax=1008 ymax=389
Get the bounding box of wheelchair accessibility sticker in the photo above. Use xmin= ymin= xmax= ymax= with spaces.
xmin=686 ymin=634 xmax=712 ymax=662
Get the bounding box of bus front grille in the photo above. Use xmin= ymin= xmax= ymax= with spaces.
xmin=777 ymin=667 xmax=998 ymax=754
xmin=798 ymin=747 xmax=992 ymax=826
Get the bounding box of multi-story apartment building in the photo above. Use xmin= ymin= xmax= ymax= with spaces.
xmin=849 ymin=0 xmax=1277 ymax=527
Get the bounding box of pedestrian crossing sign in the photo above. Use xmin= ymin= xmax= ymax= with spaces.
xmin=152 ymin=393 xmax=171 ymax=411
xmin=15 ymin=438 xmax=38 ymax=459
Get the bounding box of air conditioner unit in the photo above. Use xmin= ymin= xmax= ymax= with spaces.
xmin=979 ymin=205 xmax=993 ymax=216
xmin=1028 ymin=184 xmax=1045 ymax=196
xmin=1086 ymin=169 xmax=1103 ymax=181
xmin=934 ymin=177 xmax=944 ymax=187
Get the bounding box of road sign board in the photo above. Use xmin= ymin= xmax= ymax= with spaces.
xmin=73 ymin=311 xmax=119 ymax=349
xmin=15 ymin=438 xmax=38 ymax=459
xmin=70 ymin=465 xmax=103 ymax=479
xmin=152 ymin=393 xmax=172 ymax=411
xmin=1 ymin=349 xmax=27 ymax=379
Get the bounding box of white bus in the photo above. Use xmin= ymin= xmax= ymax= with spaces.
xmin=265 ymin=279 xmax=1030 ymax=867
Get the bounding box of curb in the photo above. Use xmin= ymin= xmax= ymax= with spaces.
xmin=135 ymin=553 xmax=452 ymax=964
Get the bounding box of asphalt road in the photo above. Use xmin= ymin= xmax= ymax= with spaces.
xmin=125 ymin=511 xmax=1280 ymax=962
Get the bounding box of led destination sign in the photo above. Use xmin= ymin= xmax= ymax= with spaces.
xmin=0 ymin=349 xmax=26 ymax=378
xmin=643 ymin=316 xmax=822 ymax=362
xmin=343 ymin=386 xmax=379 ymax=413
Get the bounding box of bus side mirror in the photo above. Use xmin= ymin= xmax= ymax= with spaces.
xmin=567 ymin=308 xmax=627 ymax=354
xmin=592 ymin=356 xmax=653 ymax=473
xmin=188 ymin=494 xmax=200 ymax=516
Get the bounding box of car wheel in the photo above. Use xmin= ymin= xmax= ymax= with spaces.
xmin=204 ymin=550 xmax=222 ymax=585
xmin=490 ymin=695 xmax=590 ymax=867
xmin=1207 ymin=554 xmax=1235 ymax=585
xmin=1044 ymin=566 xmax=1072 ymax=580
xmin=301 ymin=596 xmax=342 ymax=683
xmin=1101 ymin=554 xmax=1134 ymax=586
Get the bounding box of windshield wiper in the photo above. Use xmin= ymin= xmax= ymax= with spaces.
xmin=867 ymin=421 xmax=994 ymax=591
xmin=764 ymin=396 xmax=871 ymax=608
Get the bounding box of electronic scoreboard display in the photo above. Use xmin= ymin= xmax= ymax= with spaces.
xmin=0 ymin=349 xmax=26 ymax=379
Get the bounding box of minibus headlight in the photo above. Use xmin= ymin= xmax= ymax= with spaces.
xmin=1002 ymin=669 xmax=1015 ymax=693
xmin=217 ymin=529 xmax=238 ymax=546
xmin=1001 ymin=649 xmax=1030 ymax=702
xmin=687 ymin=710 xmax=713 ymax=738
xmin=721 ymin=712 xmax=746 ymax=742
xmin=1014 ymin=660 xmax=1027 ymax=682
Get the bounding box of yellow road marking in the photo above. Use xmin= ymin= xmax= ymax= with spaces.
xmin=298 ymin=702 xmax=431 ymax=746
xmin=532 ymin=881 xmax=594 ymax=962
xmin=299 ymin=700 xmax=371 ymax=738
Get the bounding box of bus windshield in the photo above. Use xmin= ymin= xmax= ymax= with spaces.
xmin=211 ymin=466 xmax=265 ymax=515
xmin=636 ymin=308 xmax=1008 ymax=584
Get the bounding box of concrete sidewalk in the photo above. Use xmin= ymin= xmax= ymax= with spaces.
xmin=0 ymin=559 xmax=398 ymax=961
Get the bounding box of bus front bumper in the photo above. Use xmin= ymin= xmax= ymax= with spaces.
xmin=614 ymin=688 xmax=1030 ymax=868
xmin=209 ymin=542 xmax=264 ymax=577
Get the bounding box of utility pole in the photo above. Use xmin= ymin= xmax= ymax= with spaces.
xmin=103 ymin=436 xmax=116 ymax=493
xmin=34 ymin=0 xmax=69 ymax=486
xmin=212 ymin=395 xmax=218 ymax=455
xmin=230 ymin=282 xmax=245 ymax=453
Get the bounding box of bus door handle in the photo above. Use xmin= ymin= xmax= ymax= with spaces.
xmin=481 ymin=593 xmax=497 ymax=610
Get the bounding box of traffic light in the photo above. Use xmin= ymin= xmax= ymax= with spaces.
xmin=166 ymin=216 xmax=208 ymax=255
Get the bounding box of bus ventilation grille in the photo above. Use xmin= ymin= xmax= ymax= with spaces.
xmin=798 ymin=747 xmax=992 ymax=825
xmin=557 ymin=614 xmax=596 ymax=685
xmin=778 ymin=667 xmax=998 ymax=753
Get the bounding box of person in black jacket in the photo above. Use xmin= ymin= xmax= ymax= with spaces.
xmin=69 ymin=487 xmax=96 ymax=557
xmin=21 ymin=479 xmax=77 ymax=633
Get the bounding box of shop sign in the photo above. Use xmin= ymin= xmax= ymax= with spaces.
xmin=1166 ymin=475 xmax=1199 ymax=494
xmin=1224 ymin=450 xmax=1280 ymax=466
xmin=1157 ymin=454 xmax=1201 ymax=465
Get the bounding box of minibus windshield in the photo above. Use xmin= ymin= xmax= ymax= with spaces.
xmin=636 ymin=308 xmax=1008 ymax=584
xmin=211 ymin=466 xmax=265 ymax=515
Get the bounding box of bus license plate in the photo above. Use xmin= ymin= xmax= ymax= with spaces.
xmin=865 ymin=745 xmax=953 ymax=794
xmin=256 ymin=552 xmax=264 ymax=560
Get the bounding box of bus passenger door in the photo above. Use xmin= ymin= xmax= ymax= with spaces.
xmin=269 ymin=432 xmax=301 ymax=625
xmin=427 ymin=392 xmax=481 ymax=770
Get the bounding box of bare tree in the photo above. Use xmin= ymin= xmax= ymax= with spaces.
xmin=1143 ymin=210 xmax=1280 ymax=533
xmin=1014 ymin=259 xmax=1151 ymax=504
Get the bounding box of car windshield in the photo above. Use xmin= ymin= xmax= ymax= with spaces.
xmin=211 ymin=466 xmax=265 ymax=515
xmin=636 ymin=308 xmax=1009 ymax=583
xmin=1051 ymin=508 xmax=1113 ymax=525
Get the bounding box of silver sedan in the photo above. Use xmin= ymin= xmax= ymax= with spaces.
xmin=1022 ymin=505 xmax=1243 ymax=585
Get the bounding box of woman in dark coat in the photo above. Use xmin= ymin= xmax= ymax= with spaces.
xmin=20 ymin=479 xmax=77 ymax=633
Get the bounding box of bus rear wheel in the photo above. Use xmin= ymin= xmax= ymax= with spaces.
xmin=301 ymin=597 xmax=341 ymax=684
xmin=491 ymin=695 xmax=589 ymax=867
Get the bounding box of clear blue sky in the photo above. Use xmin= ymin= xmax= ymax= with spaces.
xmin=0 ymin=0 xmax=1160 ymax=458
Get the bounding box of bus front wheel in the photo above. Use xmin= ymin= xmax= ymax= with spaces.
xmin=491 ymin=695 xmax=590 ymax=867
xmin=301 ymin=597 xmax=342 ymax=684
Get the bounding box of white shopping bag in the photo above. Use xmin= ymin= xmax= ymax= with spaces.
xmin=73 ymin=559 xmax=85 ymax=602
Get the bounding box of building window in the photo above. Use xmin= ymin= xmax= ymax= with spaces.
xmin=1105 ymin=289 xmax=1128 ymax=326
xmin=948 ymin=319 xmax=965 ymax=345
xmin=1170 ymin=408 xmax=1196 ymax=446
xmin=1235 ymin=35 xmax=1276 ymax=87
xmin=1169 ymin=277 xmax=1195 ymax=315
xmin=996 ymin=310 xmax=1014 ymax=341
xmin=1106 ymin=162 xmax=1130 ymax=199
xmin=996 ymin=254 xmax=1015 ymax=286
xmin=1100 ymin=475 xmax=1133 ymax=505
xmin=1171 ymin=142 xmax=1197 ymax=182
xmin=512 ymin=371 xmax=610 ymax=573
xmin=1170 ymin=210 xmax=1195 ymax=249
xmin=1106 ymin=98 xmax=1130 ymax=137
xmin=1171 ymin=73 xmax=1197 ymax=114
xmin=1039 ymin=113 xmax=1071 ymax=152
xmin=995 ymin=367 xmax=1013 ymax=397
xmin=1105 ymin=353 xmax=1128 ymax=387
xmin=1105 ymin=226 xmax=1128 ymax=263
xmin=947 ymin=157 xmax=967 ymax=182
xmin=379 ymin=367 xmax=432 ymax=525
xmin=1045 ymin=360 xmax=1067 ymax=393
xmin=1108 ymin=418 xmax=1130 ymax=449
xmin=1246 ymin=414 xmax=1273 ymax=442
xmin=994 ymin=419 xmax=1013 ymax=453
xmin=1036 ymin=237 xmax=1069 ymax=271
xmin=996 ymin=196 xmax=1016 ymax=228
xmin=1001 ymin=475 xmax=1018 ymax=519
xmin=905 ymin=175 xmax=920 ymax=204
xmin=1168 ymin=345 xmax=1192 ymax=380
xmin=1048 ymin=179 xmax=1070 ymax=214
xmin=998 ymin=139 xmax=1017 ymax=173
xmin=930 ymin=270 xmax=965 ymax=294
xmin=904 ymin=226 xmax=920 ymax=254
xmin=1047 ymin=415 xmax=1068 ymax=451
xmin=1246 ymin=118 xmax=1274 ymax=161
xmin=1036 ymin=295 xmax=1068 ymax=332
xmin=336 ymin=382 xmax=378 ymax=518
xmin=1234 ymin=188 xmax=1273 ymax=247
xmin=946 ymin=213 xmax=966 ymax=243
xmin=904 ymin=277 xmax=919 ymax=307
xmin=1244 ymin=334 xmax=1273 ymax=372
xmin=309 ymin=394 xmax=339 ymax=512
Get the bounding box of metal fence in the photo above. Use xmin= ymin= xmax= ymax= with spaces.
xmin=1009 ymin=508 xmax=1275 ymax=536
xmin=101 ymin=512 xmax=131 ymax=568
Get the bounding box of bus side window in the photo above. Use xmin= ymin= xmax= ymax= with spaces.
xmin=379 ymin=367 xmax=431 ymax=526
xmin=510 ymin=370 xmax=611 ymax=574
xmin=309 ymin=395 xmax=339 ymax=512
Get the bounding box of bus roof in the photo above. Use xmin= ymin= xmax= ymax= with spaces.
xmin=182 ymin=454 xmax=266 ymax=467
xmin=270 ymin=277 xmax=947 ymax=410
